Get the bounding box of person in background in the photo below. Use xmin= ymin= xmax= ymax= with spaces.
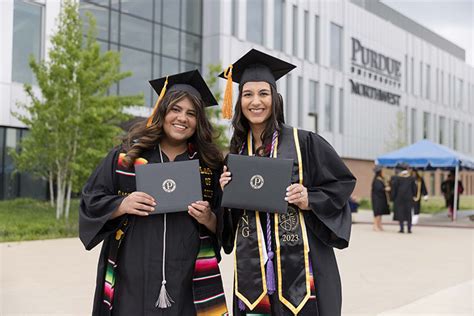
xmin=412 ymin=170 xmax=428 ymax=224
xmin=441 ymin=171 xmax=464 ymax=218
xmin=391 ymin=163 xmax=416 ymax=233
xmin=371 ymin=165 xmax=390 ymax=231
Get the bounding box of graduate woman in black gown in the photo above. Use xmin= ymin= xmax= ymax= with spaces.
xmin=218 ymin=49 xmax=356 ymax=316
xmin=371 ymin=165 xmax=390 ymax=231
xmin=79 ymin=70 xmax=228 ymax=316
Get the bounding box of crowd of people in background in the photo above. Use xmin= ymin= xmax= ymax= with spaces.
xmin=368 ymin=165 xmax=463 ymax=233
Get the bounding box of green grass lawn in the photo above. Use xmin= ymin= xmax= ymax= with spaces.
xmin=0 ymin=198 xmax=79 ymax=242
xmin=358 ymin=195 xmax=474 ymax=214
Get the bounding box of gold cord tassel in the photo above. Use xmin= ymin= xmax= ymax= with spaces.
xmin=222 ymin=65 xmax=233 ymax=119
xmin=147 ymin=76 xmax=169 ymax=127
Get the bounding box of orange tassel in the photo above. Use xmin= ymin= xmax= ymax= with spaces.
xmin=147 ymin=76 xmax=169 ymax=127
xmin=222 ymin=65 xmax=233 ymax=119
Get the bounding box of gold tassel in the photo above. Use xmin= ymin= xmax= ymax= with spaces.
xmin=222 ymin=65 xmax=233 ymax=119
xmin=147 ymin=76 xmax=169 ymax=127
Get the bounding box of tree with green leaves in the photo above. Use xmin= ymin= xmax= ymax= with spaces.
xmin=205 ymin=64 xmax=230 ymax=151
xmin=385 ymin=110 xmax=407 ymax=151
xmin=12 ymin=0 xmax=142 ymax=219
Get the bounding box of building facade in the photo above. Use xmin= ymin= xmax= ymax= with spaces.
xmin=1 ymin=0 xmax=473 ymax=199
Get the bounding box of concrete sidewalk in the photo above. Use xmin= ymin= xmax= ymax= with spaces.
xmin=1 ymin=221 xmax=473 ymax=315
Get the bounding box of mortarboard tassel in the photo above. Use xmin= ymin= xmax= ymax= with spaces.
xmin=222 ymin=65 xmax=233 ymax=119
xmin=147 ymin=76 xmax=169 ymax=127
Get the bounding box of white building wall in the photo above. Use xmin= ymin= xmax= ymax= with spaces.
xmin=203 ymin=0 xmax=474 ymax=160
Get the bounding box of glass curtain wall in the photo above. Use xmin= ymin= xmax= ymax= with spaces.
xmin=80 ymin=0 xmax=203 ymax=107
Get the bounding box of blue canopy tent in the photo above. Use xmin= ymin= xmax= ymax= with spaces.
xmin=376 ymin=140 xmax=474 ymax=220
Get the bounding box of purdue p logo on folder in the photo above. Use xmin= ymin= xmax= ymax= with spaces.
xmin=221 ymin=154 xmax=293 ymax=213
xmin=135 ymin=160 xmax=202 ymax=214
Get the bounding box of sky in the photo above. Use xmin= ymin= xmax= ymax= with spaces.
xmin=381 ymin=0 xmax=474 ymax=67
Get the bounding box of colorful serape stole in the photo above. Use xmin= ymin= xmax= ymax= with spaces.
xmin=103 ymin=220 xmax=128 ymax=310
xmin=193 ymin=234 xmax=228 ymax=316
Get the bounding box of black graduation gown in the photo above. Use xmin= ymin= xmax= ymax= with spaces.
xmin=390 ymin=173 xmax=416 ymax=222
xmin=371 ymin=177 xmax=390 ymax=216
xmin=220 ymin=125 xmax=356 ymax=316
xmin=413 ymin=176 xmax=428 ymax=215
xmin=79 ymin=147 xmax=221 ymax=316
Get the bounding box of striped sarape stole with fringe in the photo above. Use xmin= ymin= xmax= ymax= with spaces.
xmin=103 ymin=224 xmax=228 ymax=315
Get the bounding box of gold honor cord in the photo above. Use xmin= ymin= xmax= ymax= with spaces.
xmin=275 ymin=128 xmax=311 ymax=315
xmin=234 ymin=132 xmax=268 ymax=310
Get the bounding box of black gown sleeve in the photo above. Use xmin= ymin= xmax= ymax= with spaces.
xmin=207 ymin=169 xmax=224 ymax=261
xmin=421 ymin=178 xmax=428 ymax=196
xmin=302 ymin=133 xmax=356 ymax=249
xmin=79 ymin=147 xmax=126 ymax=250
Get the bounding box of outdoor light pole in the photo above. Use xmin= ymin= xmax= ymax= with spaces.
xmin=453 ymin=164 xmax=459 ymax=221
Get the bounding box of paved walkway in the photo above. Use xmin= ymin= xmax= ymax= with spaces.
xmin=1 ymin=213 xmax=473 ymax=315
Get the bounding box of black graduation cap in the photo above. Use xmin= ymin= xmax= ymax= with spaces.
xmin=219 ymin=49 xmax=296 ymax=87
xmin=146 ymin=70 xmax=218 ymax=127
xmin=219 ymin=49 xmax=296 ymax=119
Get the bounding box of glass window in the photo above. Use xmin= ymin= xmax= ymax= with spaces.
xmin=304 ymin=11 xmax=309 ymax=60
xmin=80 ymin=3 xmax=109 ymax=40
xmin=120 ymin=14 xmax=153 ymax=51
xmin=309 ymin=80 xmax=318 ymax=114
xmin=411 ymin=108 xmax=417 ymax=143
xmin=274 ymin=0 xmax=284 ymax=51
xmin=110 ymin=10 xmax=119 ymax=43
xmin=298 ymin=76 xmax=303 ymax=127
xmin=87 ymin=0 xmax=109 ymax=7
xmin=153 ymin=54 xmax=161 ymax=78
xmin=426 ymin=64 xmax=430 ymax=99
xmin=436 ymin=68 xmax=439 ymax=102
xmin=181 ymin=0 xmax=202 ymax=34
xmin=468 ymin=123 xmax=472 ymax=153
xmin=456 ymin=78 xmax=463 ymax=108
xmin=411 ymin=57 xmax=414 ymax=94
xmin=441 ymin=70 xmax=444 ymax=104
xmin=324 ymin=84 xmax=334 ymax=132
xmin=292 ymin=5 xmax=297 ymax=56
xmin=339 ymin=88 xmax=344 ymax=134
xmin=405 ymin=55 xmax=408 ymax=92
xmin=286 ymin=74 xmax=292 ymax=123
xmin=121 ymin=0 xmax=153 ymax=20
xmin=181 ymin=32 xmax=201 ymax=64
xmin=162 ymin=26 xmax=180 ymax=57
xmin=330 ymin=23 xmax=343 ymax=70
xmin=453 ymin=120 xmax=459 ymax=150
xmin=247 ymin=0 xmax=264 ymax=44
xmin=154 ymin=0 xmax=162 ymax=22
xmin=419 ymin=61 xmax=423 ymax=97
xmin=314 ymin=15 xmax=319 ymax=63
xmin=4 ymin=129 xmax=20 ymax=199
xmin=120 ymin=47 xmax=152 ymax=103
xmin=153 ymin=24 xmax=161 ymax=54
xmin=448 ymin=73 xmax=452 ymax=106
xmin=163 ymin=0 xmax=180 ymax=28
xmin=232 ymin=0 xmax=239 ymax=37
xmin=180 ymin=61 xmax=199 ymax=73
xmin=423 ymin=112 xmax=430 ymax=139
xmin=12 ymin=0 xmax=43 ymax=84
xmin=161 ymin=56 xmax=180 ymax=76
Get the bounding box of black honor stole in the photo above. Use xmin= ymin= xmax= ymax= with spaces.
xmin=235 ymin=128 xmax=312 ymax=315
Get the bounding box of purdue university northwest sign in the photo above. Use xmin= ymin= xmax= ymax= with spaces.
xmin=350 ymin=37 xmax=401 ymax=106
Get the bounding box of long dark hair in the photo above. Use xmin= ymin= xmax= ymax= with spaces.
xmin=122 ymin=90 xmax=223 ymax=169
xmin=229 ymin=84 xmax=285 ymax=156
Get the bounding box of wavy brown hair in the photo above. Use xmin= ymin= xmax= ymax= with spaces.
xmin=229 ymin=84 xmax=285 ymax=156
xmin=122 ymin=90 xmax=223 ymax=169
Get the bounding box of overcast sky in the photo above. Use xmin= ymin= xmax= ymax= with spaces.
xmin=381 ymin=0 xmax=474 ymax=67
